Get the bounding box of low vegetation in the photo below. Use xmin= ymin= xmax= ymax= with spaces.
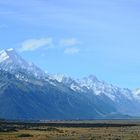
xmin=0 ymin=120 xmax=140 ymax=140
xmin=17 ymin=133 xmax=33 ymax=138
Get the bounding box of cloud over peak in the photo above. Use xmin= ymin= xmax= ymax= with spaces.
xmin=19 ymin=38 xmax=53 ymax=52
xmin=18 ymin=37 xmax=80 ymax=55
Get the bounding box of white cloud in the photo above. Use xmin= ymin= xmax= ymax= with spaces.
xmin=60 ymin=38 xmax=80 ymax=47
xmin=19 ymin=38 xmax=53 ymax=52
xmin=59 ymin=38 xmax=81 ymax=55
xmin=18 ymin=37 xmax=81 ymax=55
xmin=64 ymin=47 xmax=79 ymax=55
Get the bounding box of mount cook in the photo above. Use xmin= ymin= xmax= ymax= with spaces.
xmin=0 ymin=48 xmax=140 ymax=120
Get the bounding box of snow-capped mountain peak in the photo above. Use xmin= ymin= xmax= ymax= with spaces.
xmin=51 ymin=74 xmax=67 ymax=82
xmin=0 ymin=48 xmax=26 ymax=65
xmin=0 ymin=48 xmax=45 ymax=78
xmin=83 ymin=75 xmax=99 ymax=82
xmin=0 ymin=48 xmax=21 ymax=61
xmin=0 ymin=49 xmax=12 ymax=63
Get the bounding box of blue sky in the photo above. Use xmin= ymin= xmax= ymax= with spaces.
xmin=0 ymin=0 xmax=140 ymax=89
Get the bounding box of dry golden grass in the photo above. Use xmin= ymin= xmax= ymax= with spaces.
xmin=1 ymin=121 xmax=140 ymax=140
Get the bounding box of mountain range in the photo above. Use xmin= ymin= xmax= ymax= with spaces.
xmin=0 ymin=48 xmax=140 ymax=120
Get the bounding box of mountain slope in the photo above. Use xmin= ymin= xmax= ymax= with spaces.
xmin=51 ymin=74 xmax=140 ymax=116
xmin=0 ymin=48 xmax=140 ymax=120
xmin=0 ymin=70 xmax=116 ymax=120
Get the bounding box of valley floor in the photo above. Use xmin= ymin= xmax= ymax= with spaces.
xmin=0 ymin=120 xmax=140 ymax=140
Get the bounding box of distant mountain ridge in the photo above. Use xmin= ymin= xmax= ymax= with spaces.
xmin=0 ymin=48 xmax=140 ymax=120
xmin=51 ymin=74 xmax=140 ymax=116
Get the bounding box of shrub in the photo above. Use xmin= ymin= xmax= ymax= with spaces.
xmin=17 ymin=133 xmax=33 ymax=138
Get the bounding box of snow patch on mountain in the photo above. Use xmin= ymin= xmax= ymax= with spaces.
xmin=0 ymin=48 xmax=46 ymax=78
xmin=51 ymin=74 xmax=138 ymax=103
xmin=133 ymin=88 xmax=140 ymax=101
xmin=0 ymin=50 xmax=10 ymax=62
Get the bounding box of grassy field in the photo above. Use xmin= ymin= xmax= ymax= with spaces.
xmin=0 ymin=120 xmax=140 ymax=140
